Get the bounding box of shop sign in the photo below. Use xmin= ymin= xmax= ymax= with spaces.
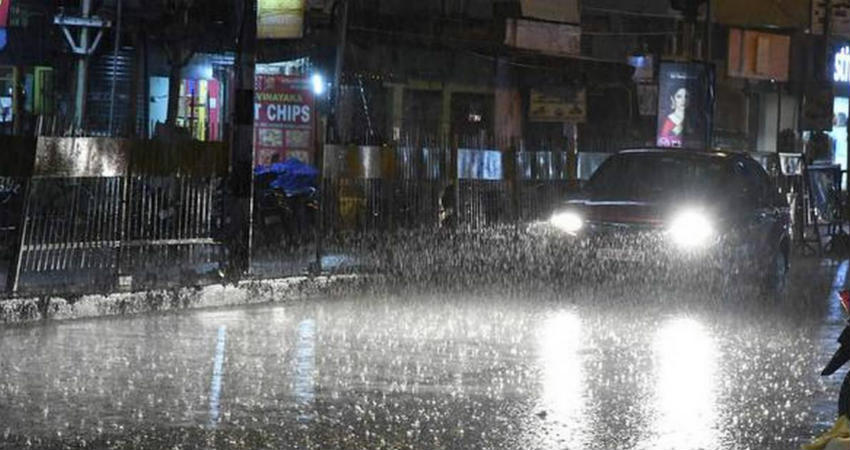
xmin=727 ymin=29 xmax=790 ymax=82
xmin=812 ymin=0 xmax=850 ymax=38
xmin=529 ymin=88 xmax=586 ymax=123
xmin=0 ymin=0 xmax=10 ymax=28
xmin=254 ymin=75 xmax=315 ymax=165
xmin=257 ymin=0 xmax=304 ymax=39
xmin=520 ymin=0 xmax=579 ymax=24
xmin=656 ymin=62 xmax=714 ymax=150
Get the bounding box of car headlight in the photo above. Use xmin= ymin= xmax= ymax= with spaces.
xmin=550 ymin=211 xmax=583 ymax=235
xmin=668 ymin=209 xmax=714 ymax=248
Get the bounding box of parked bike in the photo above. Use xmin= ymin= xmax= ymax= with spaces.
xmin=254 ymin=159 xmax=320 ymax=250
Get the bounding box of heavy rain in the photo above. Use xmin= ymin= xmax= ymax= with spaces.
xmin=1 ymin=0 xmax=849 ymax=450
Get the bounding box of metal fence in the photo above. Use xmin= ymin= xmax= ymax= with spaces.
xmin=7 ymin=138 xmax=228 ymax=294
xmin=317 ymin=144 xmax=573 ymax=234
xmin=4 ymin=137 xmax=579 ymax=294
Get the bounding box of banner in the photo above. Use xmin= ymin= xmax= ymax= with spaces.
xmin=0 ymin=0 xmax=10 ymax=28
xmin=505 ymin=19 xmax=580 ymax=57
xmin=656 ymin=62 xmax=714 ymax=149
xmin=258 ymin=0 xmax=304 ymax=39
xmin=254 ymin=75 xmax=315 ymax=165
xmin=727 ymin=29 xmax=790 ymax=82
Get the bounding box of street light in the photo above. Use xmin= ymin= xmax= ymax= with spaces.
xmin=311 ymin=73 xmax=325 ymax=96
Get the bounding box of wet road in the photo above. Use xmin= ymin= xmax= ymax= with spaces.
xmin=1 ymin=257 xmax=849 ymax=450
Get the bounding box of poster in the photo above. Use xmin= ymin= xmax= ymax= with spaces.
xmin=0 ymin=0 xmax=10 ymax=28
xmin=257 ymin=0 xmax=305 ymax=39
xmin=254 ymin=75 xmax=315 ymax=165
xmin=529 ymin=88 xmax=586 ymax=123
xmin=656 ymin=62 xmax=714 ymax=150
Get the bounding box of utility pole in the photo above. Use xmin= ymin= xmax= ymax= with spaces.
xmin=55 ymin=0 xmax=110 ymax=134
xmin=108 ymin=0 xmax=123 ymax=136
xmin=329 ymin=0 xmax=349 ymax=144
xmin=75 ymin=0 xmax=92 ymax=133
xmin=226 ymin=0 xmax=257 ymax=278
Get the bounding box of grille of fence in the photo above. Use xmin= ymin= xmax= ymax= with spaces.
xmin=9 ymin=138 xmax=227 ymax=294
xmin=6 ymin=137 xmax=577 ymax=293
xmin=318 ymin=144 xmax=572 ymax=234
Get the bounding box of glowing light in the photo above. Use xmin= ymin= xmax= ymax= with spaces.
xmin=836 ymin=46 xmax=850 ymax=83
xmin=550 ymin=211 xmax=583 ymax=234
xmin=668 ymin=209 xmax=714 ymax=248
xmin=311 ymin=74 xmax=325 ymax=95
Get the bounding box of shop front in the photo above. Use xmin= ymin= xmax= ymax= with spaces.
xmin=831 ymin=44 xmax=850 ymax=172
xmin=0 ymin=65 xmax=54 ymax=135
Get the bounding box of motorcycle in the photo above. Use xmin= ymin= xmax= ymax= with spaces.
xmin=823 ymin=290 xmax=850 ymax=414
xmin=254 ymin=159 xmax=320 ymax=250
xmin=806 ymin=290 xmax=850 ymax=450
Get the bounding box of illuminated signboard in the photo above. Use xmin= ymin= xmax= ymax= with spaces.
xmin=836 ymin=45 xmax=850 ymax=83
xmin=0 ymin=0 xmax=11 ymax=28
xmin=257 ymin=0 xmax=304 ymax=39
xmin=254 ymin=75 xmax=315 ymax=165
xmin=656 ymin=62 xmax=714 ymax=150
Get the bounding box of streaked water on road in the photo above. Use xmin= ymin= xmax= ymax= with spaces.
xmin=0 ymin=258 xmax=846 ymax=449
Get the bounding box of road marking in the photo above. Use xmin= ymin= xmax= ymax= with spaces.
xmin=209 ymin=325 xmax=227 ymax=428
xmin=294 ymin=319 xmax=316 ymax=422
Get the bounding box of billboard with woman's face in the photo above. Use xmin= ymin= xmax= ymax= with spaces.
xmin=656 ymin=62 xmax=714 ymax=150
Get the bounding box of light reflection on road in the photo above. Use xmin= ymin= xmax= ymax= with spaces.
xmin=536 ymin=310 xmax=587 ymax=448
xmin=650 ymin=317 xmax=718 ymax=449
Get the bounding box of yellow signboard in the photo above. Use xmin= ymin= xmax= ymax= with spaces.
xmin=258 ymin=0 xmax=305 ymax=39
xmin=529 ymin=89 xmax=586 ymax=123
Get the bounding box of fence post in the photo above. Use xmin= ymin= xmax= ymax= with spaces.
xmin=450 ymin=136 xmax=459 ymax=229
xmin=566 ymin=122 xmax=579 ymax=190
xmin=7 ymin=177 xmax=31 ymax=294
xmin=504 ymin=138 xmax=520 ymax=227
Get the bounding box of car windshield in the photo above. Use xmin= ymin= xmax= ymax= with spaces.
xmin=587 ymin=153 xmax=730 ymax=201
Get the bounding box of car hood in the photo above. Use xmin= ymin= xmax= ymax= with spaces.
xmin=567 ymin=200 xmax=665 ymax=226
xmin=564 ymin=199 xmax=727 ymax=228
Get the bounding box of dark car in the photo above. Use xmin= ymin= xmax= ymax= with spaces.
xmin=543 ymin=149 xmax=791 ymax=290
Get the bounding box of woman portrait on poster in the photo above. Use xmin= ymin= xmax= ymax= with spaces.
xmin=658 ymin=87 xmax=688 ymax=147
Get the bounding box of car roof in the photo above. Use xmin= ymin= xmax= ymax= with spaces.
xmin=616 ymin=148 xmax=746 ymax=161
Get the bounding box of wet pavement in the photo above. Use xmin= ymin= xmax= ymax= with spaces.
xmin=1 ymin=257 xmax=849 ymax=450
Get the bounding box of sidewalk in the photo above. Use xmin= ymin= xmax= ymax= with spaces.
xmin=0 ymin=273 xmax=374 ymax=325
